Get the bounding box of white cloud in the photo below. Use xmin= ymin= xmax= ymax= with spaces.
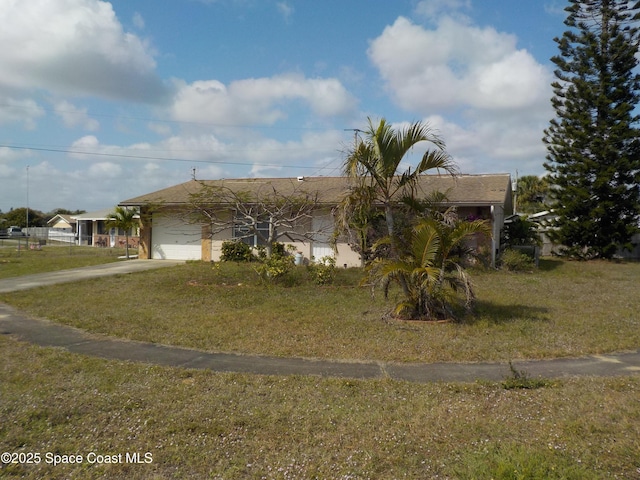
xmin=369 ymin=17 xmax=551 ymax=112
xmin=148 ymin=122 xmax=173 ymax=136
xmin=53 ymin=100 xmax=100 ymax=131
xmin=429 ymin=112 xmax=548 ymax=173
xmin=70 ymin=135 xmax=101 ymax=155
xmin=155 ymin=129 xmax=345 ymax=178
xmin=2 ymin=126 xmax=341 ymax=212
xmin=0 ymin=0 xmax=168 ymax=103
xmin=544 ymin=1 xmax=567 ymax=16
xmin=0 ymin=145 xmax=33 ymax=166
xmin=277 ymin=2 xmax=294 ymax=23
xmin=88 ymin=162 xmax=122 ymax=179
xmin=368 ymin=16 xmax=553 ymax=176
xmin=170 ymin=74 xmax=357 ymax=127
xmin=132 ymin=12 xmax=145 ymax=30
xmin=0 ymin=97 xmax=45 ymax=130
xmin=0 ymin=162 xmax=14 ymax=178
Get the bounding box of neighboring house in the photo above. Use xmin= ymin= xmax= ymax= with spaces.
xmin=72 ymin=208 xmax=140 ymax=248
xmin=46 ymin=214 xmax=77 ymax=243
xmin=119 ymin=174 xmax=513 ymax=267
xmin=528 ymin=210 xmax=559 ymax=257
xmin=529 ymin=210 xmax=640 ymax=259
xmin=47 ymin=214 xmax=76 ymax=232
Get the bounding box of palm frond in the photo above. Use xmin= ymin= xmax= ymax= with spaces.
xmin=415 ymin=149 xmax=459 ymax=177
xmin=411 ymin=221 xmax=440 ymax=267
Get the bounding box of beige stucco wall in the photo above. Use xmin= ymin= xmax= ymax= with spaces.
xmin=142 ymin=202 xmax=508 ymax=267
xmin=208 ymin=239 xmax=362 ymax=267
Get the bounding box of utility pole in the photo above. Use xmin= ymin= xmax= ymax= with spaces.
xmin=513 ymin=170 xmax=518 ymax=214
xmin=26 ymin=165 xmax=29 ymax=232
xmin=344 ymin=128 xmax=363 ymax=148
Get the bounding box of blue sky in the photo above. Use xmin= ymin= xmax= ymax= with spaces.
xmin=0 ymin=0 xmax=568 ymax=212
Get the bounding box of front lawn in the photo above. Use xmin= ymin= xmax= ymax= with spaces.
xmin=1 ymin=259 xmax=639 ymax=363
xmin=1 ymin=258 xmax=639 ymax=478
xmin=0 ymin=246 xmax=127 ymax=279
xmin=1 ymin=336 xmax=638 ymax=479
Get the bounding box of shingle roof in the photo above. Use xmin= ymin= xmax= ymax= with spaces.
xmin=119 ymin=174 xmax=512 ymax=208
xmin=46 ymin=214 xmax=75 ymax=225
xmin=71 ymin=208 xmax=116 ymax=221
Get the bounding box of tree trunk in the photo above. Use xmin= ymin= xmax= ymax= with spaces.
xmin=266 ymin=216 xmax=276 ymax=257
xmin=385 ymin=202 xmax=411 ymax=296
xmin=384 ymin=203 xmax=395 ymax=244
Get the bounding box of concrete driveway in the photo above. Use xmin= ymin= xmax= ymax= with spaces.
xmin=0 ymin=259 xmax=182 ymax=293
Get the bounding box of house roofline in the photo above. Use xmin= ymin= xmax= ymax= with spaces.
xmin=118 ymin=173 xmax=513 ymax=208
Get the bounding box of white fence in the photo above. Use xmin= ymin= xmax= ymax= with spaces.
xmin=22 ymin=227 xmax=78 ymax=245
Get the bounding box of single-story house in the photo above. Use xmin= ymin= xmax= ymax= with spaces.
xmin=119 ymin=174 xmax=513 ymax=267
xmin=47 ymin=214 xmax=76 ymax=232
xmin=72 ymin=208 xmax=140 ymax=248
xmin=46 ymin=214 xmax=77 ymax=243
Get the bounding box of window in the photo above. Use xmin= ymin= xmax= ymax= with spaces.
xmin=97 ymin=221 xmax=107 ymax=235
xmin=233 ymin=218 xmax=271 ymax=247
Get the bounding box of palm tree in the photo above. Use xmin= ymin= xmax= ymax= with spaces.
xmin=515 ymin=175 xmax=551 ymax=214
xmin=366 ymin=214 xmax=490 ymax=320
xmin=343 ymin=118 xmax=458 ymax=255
xmin=105 ymin=207 xmax=139 ymax=259
xmin=333 ymin=183 xmax=385 ymax=265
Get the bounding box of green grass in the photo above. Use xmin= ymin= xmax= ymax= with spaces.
xmin=1 ymin=258 xmax=639 ymax=478
xmin=0 ymin=245 xmax=127 ymax=278
xmin=1 ymin=336 xmax=638 ymax=479
xmin=1 ymin=259 xmax=639 ymax=363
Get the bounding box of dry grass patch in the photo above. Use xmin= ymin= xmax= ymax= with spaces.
xmin=1 ymin=259 xmax=639 ymax=363
xmin=1 ymin=336 xmax=638 ymax=479
xmin=0 ymin=246 xmax=125 ymax=279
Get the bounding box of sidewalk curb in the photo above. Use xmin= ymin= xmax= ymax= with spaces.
xmin=1 ymin=262 xmax=639 ymax=383
xmin=2 ymin=303 xmax=639 ymax=383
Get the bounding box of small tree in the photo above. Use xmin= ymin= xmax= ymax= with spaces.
xmin=105 ymin=207 xmax=139 ymax=259
xmin=343 ymin=118 xmax=458 ymax=258
xmin=334 ymin=183 xmax=386 ymax=265
xmin=366 ymin=214 xmax=490 ymax=321
xmin=501 ymin=217 xmax=541 ymax=248
xmin=188 ymin=180 xmax=327 ymax=258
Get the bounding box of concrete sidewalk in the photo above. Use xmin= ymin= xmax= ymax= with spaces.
xmin=0 ymin=259 xmax=182 ymax=293
xmin=1 ymin=262 xmax=639 ymax=383
xmin=2 ymin=303 xmax=639 ymax=383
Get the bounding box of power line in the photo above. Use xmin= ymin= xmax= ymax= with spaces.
xmin=0 ymin=102 xmax=336 ymax=132
xmin=0 ymin=140 xmax=342 ymax=155
xmin=0 ymin=143 xmax=342 ymax=171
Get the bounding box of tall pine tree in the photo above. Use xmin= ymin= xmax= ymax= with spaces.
xmin=544 ymin=0 xmax=640 ymax=259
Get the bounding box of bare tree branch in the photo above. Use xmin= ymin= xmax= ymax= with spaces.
xmin=186 ymin=180 xmax=332 ymax=257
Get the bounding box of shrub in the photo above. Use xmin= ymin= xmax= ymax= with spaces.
xmin=220 ymin=241 xmax=254 ymax=262
xmin=254 ymin=242 xmax=287 ymax=261
xmin=365 ymin=217 xmax=490 ymax=321
xmin=307 ymin=256 xmax=337 ymax=285
xmin=500 ymin=248 xmax=535 ymax=272
xmin=254 ymin=247 xmax=294 ymax=284
xmin=502 ymin=362 xmax=550 ymax=390
xmin=501 ymin=216 xmax=541 ymax=247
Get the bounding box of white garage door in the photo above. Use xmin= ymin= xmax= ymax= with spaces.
xmin=152 ymin=214 xmax=202 ymax=260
